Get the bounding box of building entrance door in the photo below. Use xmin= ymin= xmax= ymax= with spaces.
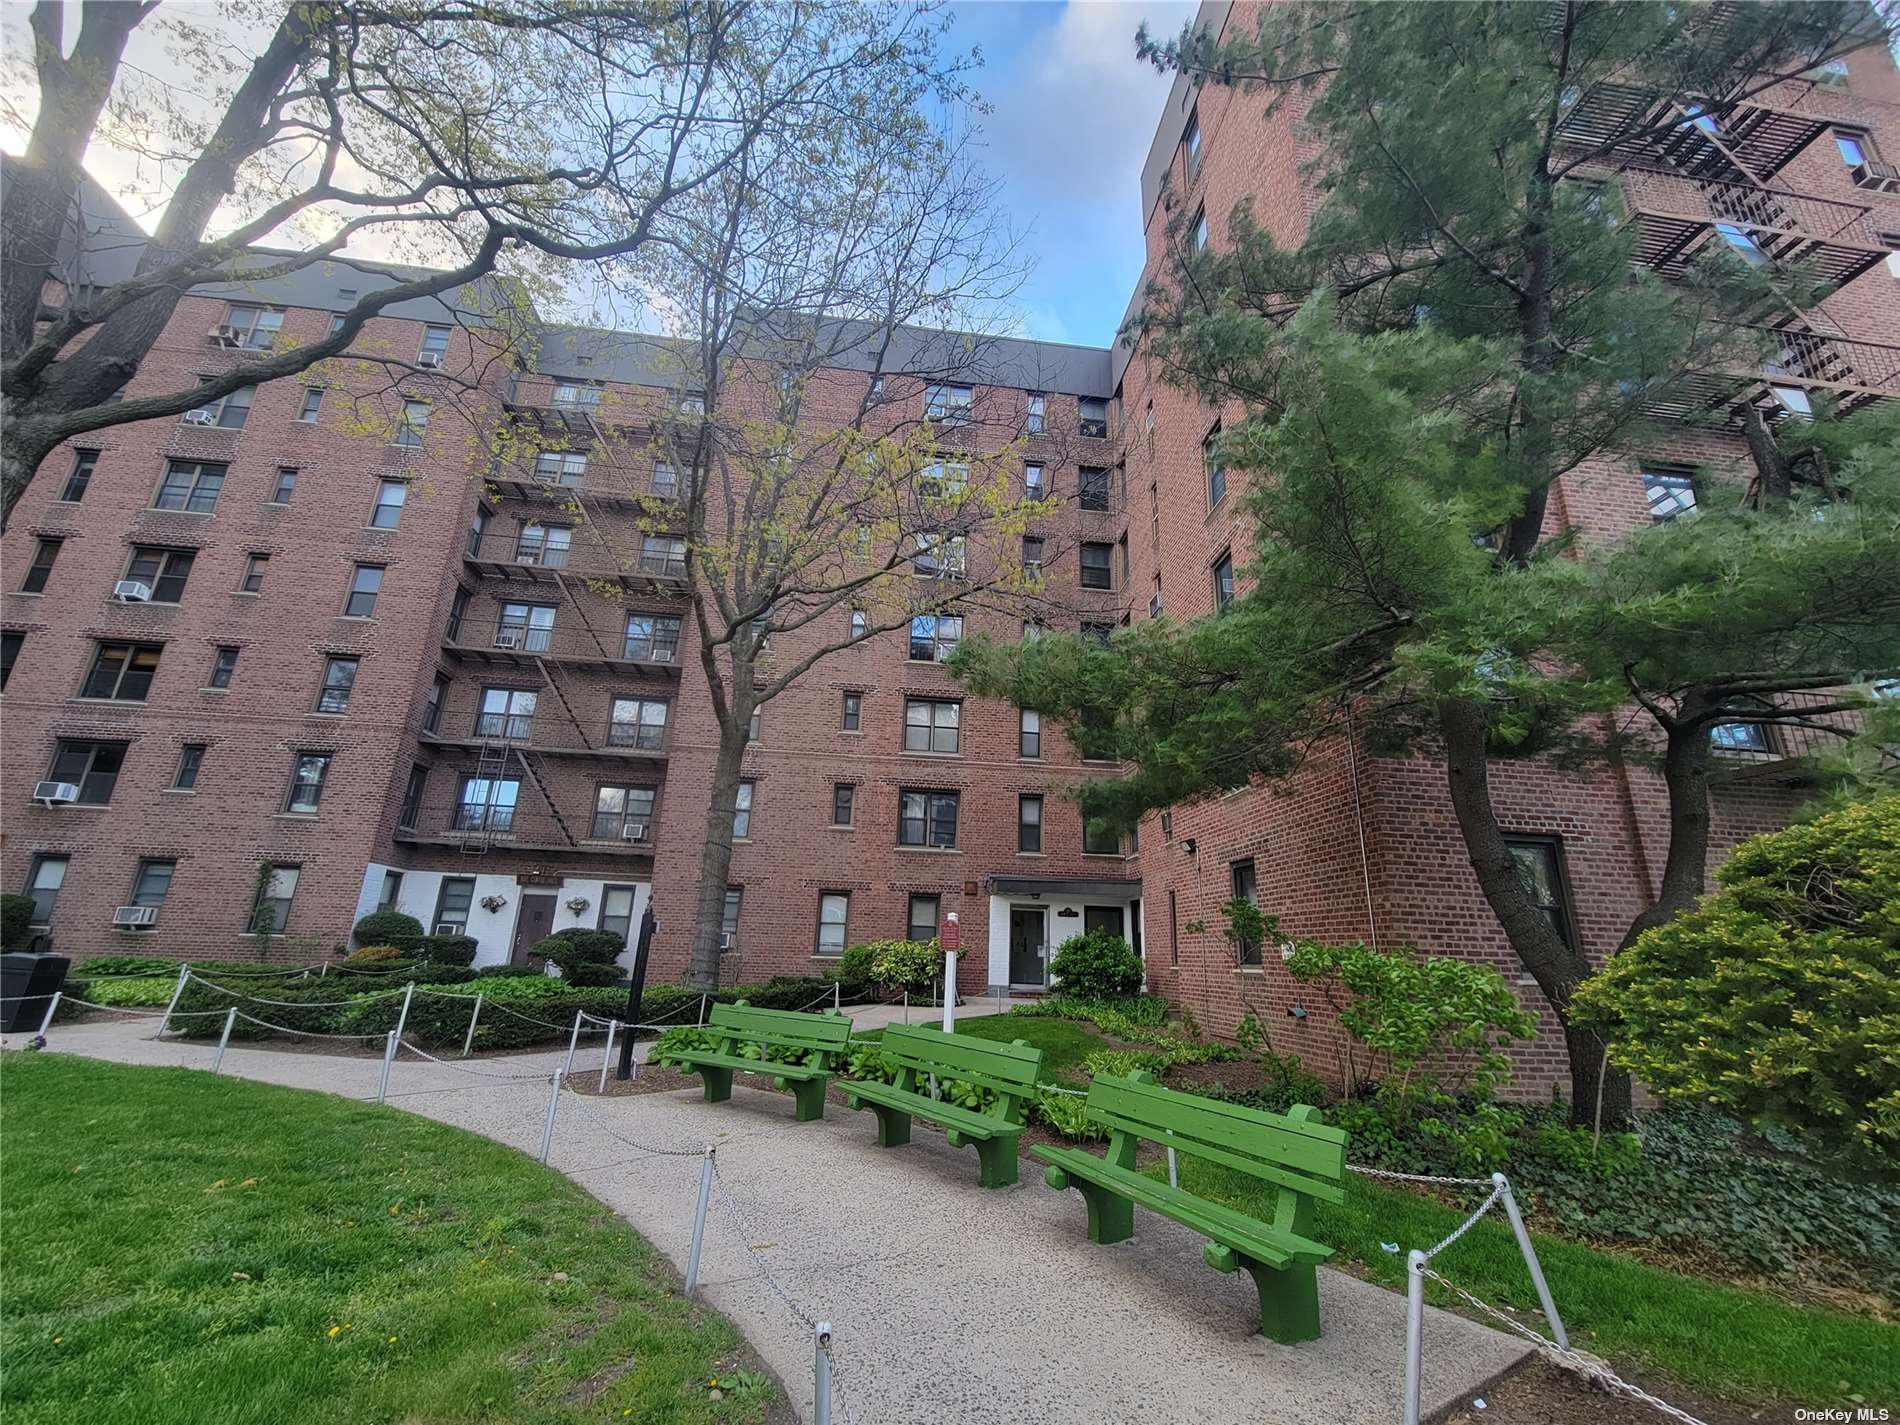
xmin=511 ymin=893 xmax=558 ymax=966
xmin=1008 ymin=906 xmax=1047 ymax=987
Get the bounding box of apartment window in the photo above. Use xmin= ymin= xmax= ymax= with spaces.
xmin=237 ymin=553 xmax=268 ymax=594
xmin=1024 ymin=463 xmax=1045 ymax=499
xmin=904 ymin=697 xmax=961 ymax=754
xmin=676 ymin=390 xmax=704 ymax=416
xmin=1204 ymin=427 xmax=1226 ymax=506
xmin=746 ymin=706 xmax=762 ymax=743
xmin=1150 ymin=575 xmax=1164 ymax=619
xmin=24 ymin=855 xmax=68 ymax=925
xmin=1213 ymin=551 xmax=1235 ymax=611
xmin=173 ymin=743 xmax=205 ymax=789
xmin=223 ymin=303 xmax=282 ymax=349
xmin=533 ymin=451 xmax=587 ymax=486
xmin=20 ymin=538 xmax=61 ymax=594
xmin=1081 ymin=621 xmax=1115 ymax=647
xmin=207 ymin=646 xmax=239 ymax=690
xmin=908 ymin=612 xmax=962 ymax=663
xmin=60 ymin=449 xmax=98 ymax=502
xmin=733 ymin=781 xmax=754 ymax=839
xmin=1020 ymin=536 xmax=1046 ymax=583
xmin=433 ymin=876 xmax=475 ymax=934
xmin=803 ymin=891 xmax=849 ymax=957
xmin=652 ymin=460 xmax=677 ymax=497
xmin=1078 ymin=466 xmax=1112 ymax=512
xmin=314 ymin=656 xmax=359 ymax=714
xmin=47 ymin=740 xmax=125 ymax=804
xmin=1 ymin=632 xmax=20 ymax=689
xmin=921 ymin=461 xmax=970 ymax=502
xmin=399 ymin=764 xmax=427 ymax=827
xmin=548 ymin=382 xmax=601 ymax=411
xmin=379 ymin=869 xmax=404 ymax=913
xmin=393 ymin=399 xmax=431 ymax=447
xmin=499 ymin=602 xmax=556 ymax=651
xmin=722 ymin=888 xmax=742 ymax=947
xmin=1018 ymin=793 xmax=1043 ymax=852
xmin=1642 ymin=467 xmax=1697 ymax=522
xmin=925 ymin=383 xmax=972 ymax=424
xmin=1020 ymin=708 xmax=1041 ymax=759
xmin=1183 ymin=108 xmax=1202 ymax=177
xmin=155 ymin=459 xmax=226 ymax=513
xmin=892 ymin=896 xmax=934 ymax=950
xmin=1168 ymin=889 xmax=1179 ymax=965
xmin=272 ymin=467 xmax=299 ymax=502
xmin=183 ymin=383 xmax=254 ymax=429
xmin=284 ymin=752 xmax=332 ymax=813
xmin=623 ymin=614 xmax=682 ymax=663
xmin=1771 ymin=385 xmax=1813 ymax=418
xmin=369 ymin=479 xmax=408 ymax=530
xmin=121 ymin=547 xmax=193 ymax=604
xmin=1716 ymin=222 xmax=1768 ymax=266
xmin=639 ymin=535 xmax=687 ymax=578
xmin=343 ymin=564 xmax=384 ymax=617
xmin=1080 ymin=542 xmax=1113 ymax=590
xmin=832 ymin=783 xmax=855 ymax=826
xmin=129 ymin=859 xmax=175 ymax=918
xmin=608 ymin=696 xmax=669 ymax=750
xmin=591 ymin=784 xmax=656 ymax=841
xmin=1231 ymin=860 xmax=1262 ymax=965
xmin=1084 ymin=813 xmax=1120 ymax=856
xmin=599 ymin=884 xmax=637 ymax=944
xmin=842 ymin=691 xmax=862 ymax=731
xmin=1505 ymin=837 xmax=1574 ymax=952
xmin=1190 ymin=206 xmax=1208 ymax=254
xmin=1711 ymin=721 xmax=1775 ymax=753
xmin=914 ymin=532 xmax=966 ymax=578
xmin=515 ymin=523 xmax=572 ymax=568
xmin=1079 ymin=397 xmax=1108 ymax=438
xmin=898 ymin=788 xmax=959 ymax=848
xmin=423 ymin=677 xmax=447 ymax=734
xmin=1026 ymin=393 xmax=1046 ymax=434
xmin=477 ymin=686 xmax=537 ymax=740
xmin=418 ymin=324 xmax=451 ymax=364
xmin=297 ymin=387 xmax=324 ymax=422
xmin=82 ymin=642 xmax=161 ymax=701
xmin=454 ymin=776 xmax=519 ymax=832
xmin=1835 ymin=129 xmax=1871 ymax=167
xmin=849 ymin=608 xmax=868 ymax=642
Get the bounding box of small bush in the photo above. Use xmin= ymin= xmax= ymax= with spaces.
xmin=341 ymin=944 xmax=404 ymax=965
xmin=415 ymin=933 xmax=477 ymax=967
xmin=351 ymin=909 xmax=423 ymax=953
xmin=854 ymin=939 xmax=946 ymax=993
xmin=1048 ymin=931 xmax=1143 ymax=999
xmin=76 ymin=954 xmax=179 ymax=977
xmin=833 ymin=943 xmax=878 ymax=995
xmin=533 ymin=928 xmax=625 ymax=986
xmin=0 ymin=894 xmax=35 ymax=950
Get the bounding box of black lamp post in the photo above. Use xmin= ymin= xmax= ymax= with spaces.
xmin=615 ymin=901 xmax=657 ymax=1081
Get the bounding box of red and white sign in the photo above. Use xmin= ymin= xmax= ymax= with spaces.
xmin=939 ymin=911 xmax=961 ymax=952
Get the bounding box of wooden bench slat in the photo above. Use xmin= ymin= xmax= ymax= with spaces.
xmin=878 ymin=1025 xmax=1044 ymax=1093
xmin=1089 ymin=1074 xmax=1348 ymax=1180
xmin=707 ymin=1002 xmax=852 ymax=1055
xmin=845 ymin=1080 xmax=1022 ymax=1140
xmin=665 ymin=1049 xmax=826 ymax=1080
xmin=1082 ymin=1103 xmax=1349 ymax=1206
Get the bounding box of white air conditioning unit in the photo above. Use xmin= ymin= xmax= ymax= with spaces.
xmin=112 ymin=579 xmax=152 ymax=603
xmin=935 ymin=646 xmax=955 ymax=663
xmin=182 ymin=409 xmax=218 ymax=426
xmin=208 ymin=325 xmax=243 ymax=348
xmin=515 ymin=554 xmax=540 ymax=565
xmin=718 ymin=931 xmax=735 ymax=951
xmin=1853 ymin=159 xmax=1900 ymax=193
xmin=32 ymin=781 xmax=80 ymax=807
xmin=434 ymin=922 xmax=462 ymax=936
xmin=493 ymin=629 xmax=523 ymax=649
xmin=417 ymin=351 xmax=443 ymax=369
xmin=621 ymin=821 xmax=648 ymax=842
xmin=112 ymin=905 xmax=159 ymax=928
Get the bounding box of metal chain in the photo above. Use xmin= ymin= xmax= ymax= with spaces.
xmin=1420 ymin=1180 xmax=1507 ymax=1260
xmin=1418 ymin=1266 xmax=1708 ymax=1425
xmin=1348 ymin=1164 xmax=1496 ymax=1187
xmin=397 ymin=1039 xmax=558 ymax=1082
xmin=554 ymin=1085 xmax=707 ymax=1158
xmin=230 ymin=1010 xmax=388 ymax=1041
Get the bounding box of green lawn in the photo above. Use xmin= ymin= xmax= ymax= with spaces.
xmin=1173 ymin=1157 xmax=1899 ymax=1404
xmin=952 ymin=1014 xmax=1109 ymax=1082
xmin=0 ymin=1055 xmax=773 ymax=1425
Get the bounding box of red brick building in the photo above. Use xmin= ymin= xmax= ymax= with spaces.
xmin=5 ymin=3 xmax=1896 ymax=1098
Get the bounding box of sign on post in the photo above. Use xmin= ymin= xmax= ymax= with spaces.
xmin=939 ymin=911 xmax=960 ymax=1032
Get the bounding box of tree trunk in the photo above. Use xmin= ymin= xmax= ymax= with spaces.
xmin=1617 ymin=701 xmax=1715 ymax=952
xmin=685 ymin=712 xmax=752 ymax=992
xmin=1438 ymin=696 xmax=1633 ymax=1125
xmin=1741 ymin=403 xmax=1794 ymax=507
xmin=0 ymin=423 xmax=61 ymax=531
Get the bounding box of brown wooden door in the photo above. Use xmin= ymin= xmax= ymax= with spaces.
xmin=511 ymin=893 xmax=558 ymax=965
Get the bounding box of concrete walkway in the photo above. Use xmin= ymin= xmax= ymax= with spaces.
xmin=14 ymin=1016 xmax=1530 ymax=1425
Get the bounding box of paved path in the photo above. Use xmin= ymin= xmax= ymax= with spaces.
xmin=16 ymin=1016 xmax=1530 ymax=1425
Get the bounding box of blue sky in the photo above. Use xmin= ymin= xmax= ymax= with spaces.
xmin=946 ymin=1 xmax=1194 ymax=348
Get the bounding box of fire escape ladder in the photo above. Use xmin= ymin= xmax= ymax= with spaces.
xmin=535 ymin=653 xmax=596 ymax=753
xmin=552 ymin=568 xmax=620 ymax=662
xmin=459 ymin=740 xmax=513 ymax=855
xmin=510 ymin=743 xmax=581 ymax=848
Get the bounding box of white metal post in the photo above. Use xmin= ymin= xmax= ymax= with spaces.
xmin=539 ymin=1070 xmax=564 ymax=1164
xmin=1494 ymin=1173 xmax=1568 ymax=1350
xmin=697 ymin=993 xmax=707 ymax=1027
xmin=598 ymin=1019 xmax=617 ymax=1093
xmin=685 ymin=1144 xmax=716 ymax=1296
xmin=156 ymin=964 xmax=191 ymax=1037
xmin=461 ymin=993 xmax=484 ymax=1058
xmin=813 ymin=1322 xmax=834 ymax=1425
xmin=320 ymin=961 xmax=328 ymax=979
xmin=941 ymin=910 xmax=959 ymax=1032
xmin=211 ymin=1007 xmax=237 ymax=1073
xmin=377 ymin=1030 xmax=398 ymax=1103
xmin=902 ymin=990 xmax=909 ymax=1025
xmin=35 ymin=991 xmax=62 ymax=1040
xmin=1401 ymin=1249 xmax=1426 ymax=1425
xmin=391 ymin=981 xmax=416 ymax=1047
xmin=833 ymin=980 xmax=841 ymax=1012
xmin=1167 ymin=1146 xmax=1179 ymax=1190
xmin=561 ymin=1010 xmax=583 ymax=1077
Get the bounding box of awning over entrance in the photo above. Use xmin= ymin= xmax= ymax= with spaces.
xmin=987 ymin=875 xmax=1141 ymax=900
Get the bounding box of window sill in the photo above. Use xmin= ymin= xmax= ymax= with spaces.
xmin=232 ymin=591 xmax=260 ymax=599
xmin=1233 ymin=966 xmax=1265 ymax=976
xmin=307 ymin=711 xmax=344 ymax=720
xmin=68 ymin=696 xmax=148 ymax=706
xmin=901 ymin=750 xmax=963 ymax=760
xmin=200 ymin=687 xmax=230 ymax=695
xmin=336 ymin=615 xmax=377 ymax=623
xmin=839 ymin=730 xmax=863 ymax=738
xmin=161 ymin=789 xmax=196 ymax=796
xmin=12 ymin=591 xmax=44 ymax=598
xmin=894 ymin=845 xmax=962 ymax=855
xmin=144 ymin=508 xmax=214 ymax=517
xmin=828 ymin=824 xmax=855 ymax=832
xmin=1016 ymin=851 xmax=1046 ymax=859
xmin=274 ymin=811 xmax=320 ymax=821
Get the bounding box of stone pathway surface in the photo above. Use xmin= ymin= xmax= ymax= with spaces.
xmin=14 ymin=1015 xmax=1530 ymax=1425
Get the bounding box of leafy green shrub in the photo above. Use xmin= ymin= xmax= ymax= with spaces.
xmin=833 ymin=943 xmax=878 ymax=995
xmin=1084 ymin=1049 xmax=1173 ymax=1079
xmin=853 ymin=938 xmax=947 ymax=993
xmin=1049 ymin=930 xmax=1143 ymax=999
xmin=533 ymin=928 xmax=625 ymax=986
xmin=76 ymin=954 xmax=179 ymax=977
xmin=1574 ymin=795 xmax=1899 ymax=1157
xmin=0 ymin=894 xmax=35 ymax=950
xmin=1286 ymin=939 xmax=1537 ymax=1102
xmin=351 ymin=909 xmax=424 ymax=953
xmin=1033 ymin=1087 xmax=1106 ymax=1141
xmin=172 ymin=980 xmax=356 ymax=1040
xmin=76 ymin=976 xmax=176 ymax=1007
xmin=415 ymin=933 xmax=477 ymax=967
xmin=341 ymin=944 xmax=404 ymax=965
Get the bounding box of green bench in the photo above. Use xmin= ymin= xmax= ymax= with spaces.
xmin=843 ymin=1025 xmax=1045 ymax=1188
xmin=655 ymin=1000 xmax=853 ymax=1121
xmin=1031 ymin=1071 xmax=1348 ymax=1342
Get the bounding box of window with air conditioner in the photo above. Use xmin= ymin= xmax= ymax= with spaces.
xmin=182 ymin=383 xmax=255 ymax=429
xmin=591 ymin=784 xmax=656 ymax=841
xmin=721 ymin=888 xmax=742 ymax=949
xmin=418 ymin=325 xmax=451 ymax=365
xmin=46 ymin=740 xmax=125 ymax=804
xmin=623 ymin=614 xmax=681 ymax=663
xmin=433 ymin=876 xmax=475 ymax=934
xmin=498 ymin=602 xmax=556 ymax=651
xmin=124 ymin=546 xmax=195 ymax=603
xmin=125 ymin=859 xmax=176 ymax=925
xmin=223 ymin=303 xmax=283 ymax=349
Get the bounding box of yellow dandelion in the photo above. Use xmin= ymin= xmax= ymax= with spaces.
xmin=387 ymin=1336 xmax=398 ymax=1345
xmin=327 ymin=1326 xmax=341 ymax=1338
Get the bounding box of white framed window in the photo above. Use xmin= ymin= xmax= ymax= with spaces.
xmin=816 ymin=892 xmax=849 ymax=956
xmin=904 ymin=698 xmax=961 ymax=755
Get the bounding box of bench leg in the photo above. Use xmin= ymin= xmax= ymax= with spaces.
xmin=867 ymin=1102 xmax=911 ymax=1147
xmin=1226 ymin=1251 xmax=1320 ymax=1344
xmin=1045 ymin=1170 xmax=1134 ymax=1244
xmin=698 ymin=1065 xmax=733 ymax=1104
xmin=788 ymin=1076 xmax=828 ymax=1122
xmin=970 ymin=1135 xmax=1018 ymax=1189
